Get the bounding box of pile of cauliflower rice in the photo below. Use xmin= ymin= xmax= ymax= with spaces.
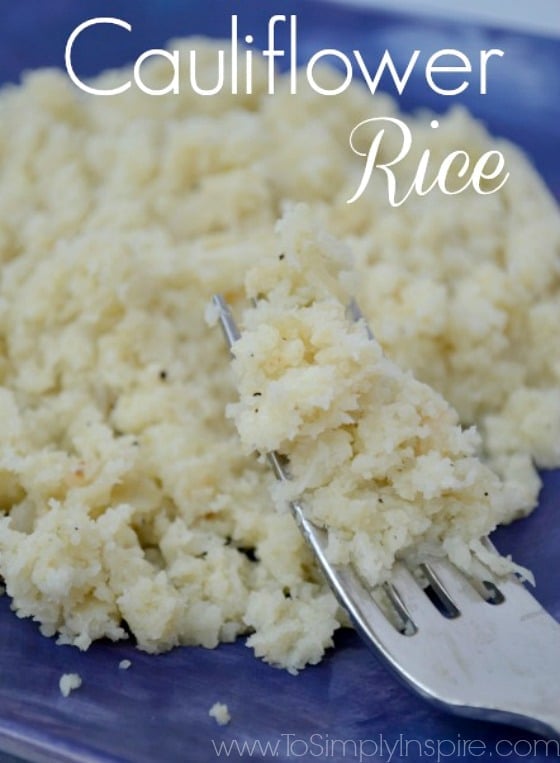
xmin=0 ymin=41 xmax=558 ymax=672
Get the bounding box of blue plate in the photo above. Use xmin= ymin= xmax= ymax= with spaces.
xmin=0 ymin=2 xmax=559 ymax=762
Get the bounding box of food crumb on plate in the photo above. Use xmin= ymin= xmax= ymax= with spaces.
xmin=118 ymin=659 xmax=132 ymax=670
xmin=59 ymin=673 xmax=82 ymax=697
xmin=209 ymin=702 xmax=231 ymax=726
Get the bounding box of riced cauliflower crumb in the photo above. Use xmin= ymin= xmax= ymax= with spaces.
xmin=0 ymin=40 xmax=557 ymax=673
xmin=209 ymin=702 xmax=231 ymax=726
xmin=59 ymin=673 xmax=82 ymax=697
xmin=118 ymin=659 xmax=132 ymax=670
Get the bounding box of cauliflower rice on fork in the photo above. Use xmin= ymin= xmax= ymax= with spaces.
xmin=224 ymin=206 xmax=532 ymax=592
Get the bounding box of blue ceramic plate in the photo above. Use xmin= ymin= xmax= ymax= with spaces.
xmin=0 ymin=2 xmax=558 ymax=762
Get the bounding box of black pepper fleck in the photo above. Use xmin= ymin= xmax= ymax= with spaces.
xmin=238 ymin=546 xmax=258 ymax=562
xmin=159 ymin=370 xmax=168 ymax=380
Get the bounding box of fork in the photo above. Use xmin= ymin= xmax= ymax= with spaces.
xmin=212 ymin=293 xmax=560 ymax=738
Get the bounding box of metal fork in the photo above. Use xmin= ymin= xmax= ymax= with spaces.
xmin=212 ymin=293 xmax=560 ymax=738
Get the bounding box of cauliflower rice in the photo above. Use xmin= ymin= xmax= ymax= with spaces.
xmin=0 ymin=41 xmax=558 ymax=672
xmin=59 ymin=672 xmax=82 ymax=697
xmin=209 ymin=702 xmax=231 ymax=726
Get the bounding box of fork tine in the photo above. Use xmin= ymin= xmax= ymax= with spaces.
xmin=213 ymin=293 xmax=240 ymax=349
xmin=418 ymin=562 xmax=461 ymax=616
xmin=386 ymin=563 xmax=436 ymax=629
xmin=420 ymin=559 xmax=484 ymax=612
xmin=426 ymin=559 xmax=540 ymax=615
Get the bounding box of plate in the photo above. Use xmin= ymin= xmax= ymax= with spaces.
xmin=0 ymin=2 xmax=559 ymax=762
